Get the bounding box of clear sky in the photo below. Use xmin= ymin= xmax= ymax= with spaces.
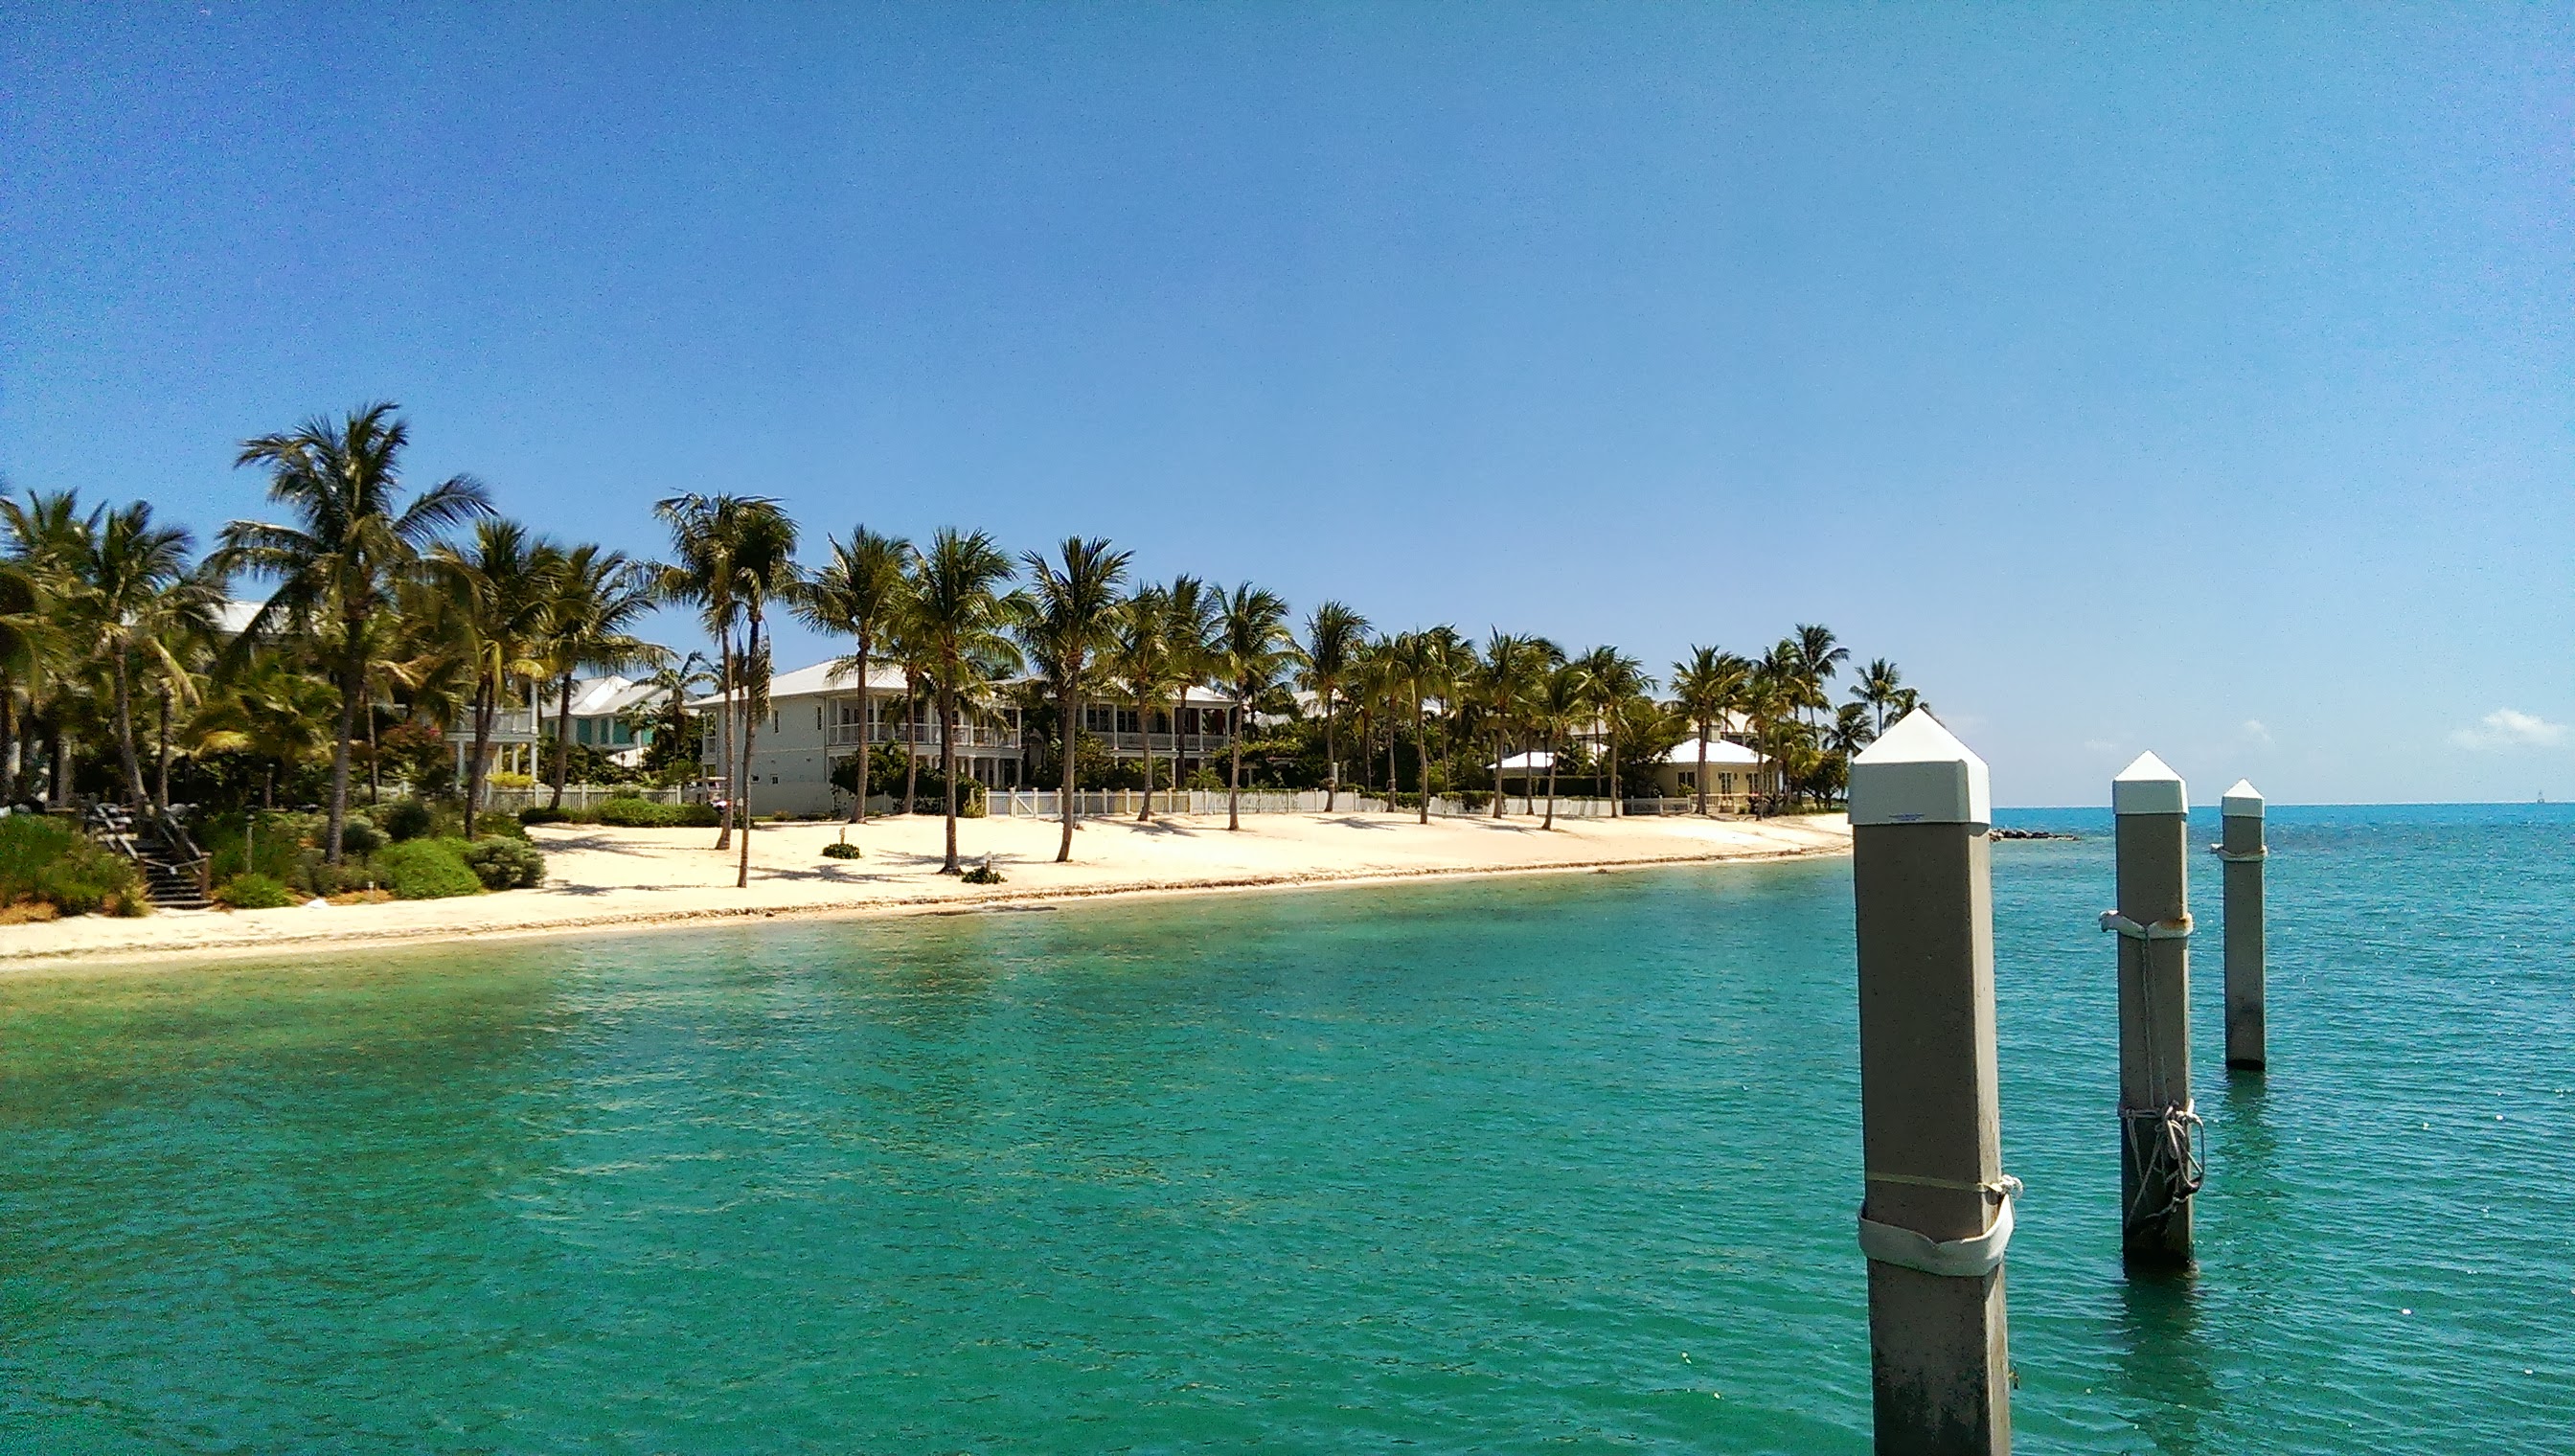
xmin=4 ymin=4 xmax=2566 ymax=805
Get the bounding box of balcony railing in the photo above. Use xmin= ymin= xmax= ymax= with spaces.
xmin=830 ymin=721 xmax=1021 ymax=750
xmin=1097 ymin=731 xmax=1231 ymax=756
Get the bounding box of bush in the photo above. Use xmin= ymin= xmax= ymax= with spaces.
xmin=474 ymin=811 xmax=530 ymax=841
xmin=457 ymin=836 xmax=546 ymax=891
xmin=214 ymin=873 xmax=296 ymax=910
xmin=0 ymin=814 xmax=148 ymax=917
xmin=379 ymin=800 xmax=435 ymax=843
xmin=821 ymin=841 xmax=862 ymax=860
xmin=337 ymin=818 xmax=385 ymax=856
xmin=595 ymin=797 xmax=718 ymax=829
xmin=960 ymin=862 xmax=1004 ymax=884
xmin=518 ymin=806 xmax=578 ymax=826
xmin=375 ymin=839 xmax=484 ymax=899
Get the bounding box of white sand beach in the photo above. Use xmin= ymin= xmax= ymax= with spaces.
xmin=1 ymin=809 xmax=1850 ymax=968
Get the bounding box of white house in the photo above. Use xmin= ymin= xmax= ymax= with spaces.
xmin=690 ymin=658 xmax=1259 ymax=817
xmin=1652 ymin=737 xmax=1780 ymax=807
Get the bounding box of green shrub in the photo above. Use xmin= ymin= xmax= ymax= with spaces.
xmin=375 ymin=839 xmax=484 ymax=899
xmin=474 ymin=811 xmax=531 ymax=841
xmin=517 ymin=806 xmax=578 ymax=826
xmin=0 ymin=814 xmax=148 ymax=917
xmin=595 ymin=797 xmax=718 ymax=829
xmin=214 ymin=873 xmax=296 ymax=910
xmin=821 ymin=841 xmax=862 ymax=860
xmin=457 ymin=836 xmax=546 ymax=890
xmin=960 ymin=862 xmax=1003 ymax=884
xmin=336 ymin=818 xmax=385 ymax=856
xmin=379 ymin=800 xmax=435 ymax=843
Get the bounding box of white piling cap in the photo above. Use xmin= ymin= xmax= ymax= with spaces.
xmin=2111 ymin=752 xmax=2186 ymax=815
xmin=2222 ymin=779 xmax=2265 ymax=817
xmin=1850 ymin=710 xmax=1991 ymax=827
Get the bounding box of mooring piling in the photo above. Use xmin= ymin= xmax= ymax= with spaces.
xmin=2106 ymin=752 xmax=2199 ymax=1268
xmin=1850 ymin=710 xmax=2013 ymax=1455
xmin=2218 ymin=780 xmax=2267 ymax=1071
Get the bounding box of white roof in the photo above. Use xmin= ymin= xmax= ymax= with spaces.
xmin=1496 ymin=750 xmax=1557 ymax=771
xmin=694 ymin=658 xmax=1240 ymax=709
xmin=1656 ymin=738 xmax=1766 ymax=767
xmin=540 ymin=675 xmax=668 ymax=718
xmin=215 ymin=599 xmax=266 ymax=636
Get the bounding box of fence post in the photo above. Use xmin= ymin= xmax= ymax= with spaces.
xmin=2219 ymin=779 xmax=2267 ymax=1071
xmin=2108 ymin=752 xmax=2197 ymax=1267
xmin=1848 ymin=710 xmax=2013 ymax=1455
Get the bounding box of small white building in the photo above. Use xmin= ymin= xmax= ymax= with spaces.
xmin=1652 ymin=738 xmax=1780 ymax=808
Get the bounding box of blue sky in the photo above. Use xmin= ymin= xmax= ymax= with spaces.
xmin=3 ymin=4 xmax=2566 ymax=805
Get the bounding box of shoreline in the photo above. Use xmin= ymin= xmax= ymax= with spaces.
xmin=0 ymin=810 xmax=1851 ymax=975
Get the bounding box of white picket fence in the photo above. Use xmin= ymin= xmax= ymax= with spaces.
xmin=480 ymin=784 xmax=695 ymax=813
xmin=986 ymin=788 xmax=1391 ymax=819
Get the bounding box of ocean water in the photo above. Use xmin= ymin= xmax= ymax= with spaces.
xmin=1 ymin=805 xmax=2567 ymax=1452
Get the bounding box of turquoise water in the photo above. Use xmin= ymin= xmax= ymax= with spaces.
xmin=2 ymin=806 xmax=2568 ymax=1451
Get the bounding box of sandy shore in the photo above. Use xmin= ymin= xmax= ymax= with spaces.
xmin=0 ymin=808 xmax=1850 ymax=969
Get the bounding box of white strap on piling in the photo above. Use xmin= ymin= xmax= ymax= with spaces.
xmin=2209 ymin=847 xmax=2267 ymax=863
xmin=1856 ymin=1173 xmax=2022 ymax=1278
xmin=2099 ymin=911 xmax=2193 ymax=940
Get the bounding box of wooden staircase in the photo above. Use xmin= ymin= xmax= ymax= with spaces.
xmin=83 ymin=804 xmax=213 ymax=911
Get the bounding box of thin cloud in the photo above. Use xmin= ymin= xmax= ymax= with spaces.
xmin=2448 ymin=708 xmax=2566 ymax=751
xmin=2240 ymin=719 xmax=2272 ymax=746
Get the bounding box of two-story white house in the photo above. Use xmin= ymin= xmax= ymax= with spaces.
xmin=690 ymin=658 xmax=1248 ymax=816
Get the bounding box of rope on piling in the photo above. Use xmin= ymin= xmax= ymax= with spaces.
xmin=2210 ymin=846 xmax=2267 ymax=862
xmin=2118 ymin=1101 xmax=2205 ymax=1226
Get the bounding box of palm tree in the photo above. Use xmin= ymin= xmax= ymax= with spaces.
xmin=1297 ymin=602 xmax=1370 ymax=811
xmin=1160 ymin=576 xmax=1219 ymax=799
xmin=539 ymin=544 xmax=666 ymax=810
xmin=634 ymin=651 xmax=715 ymax=778
xmin=1475 ymin=631 xmax=1554 ymax=817
xmin=71 ymin=502 xmax=225 ymax=810
xmin=725 ymin=504 xmax=798 ymax=887
xmin=1574 ymin=647 xmax=1650 ymax=815
xmin=794 ymin=526 xmax=912 ymax=825
xmin=1531 ymin=663 xmax=1585 ymax=830
xmin=1670 ymin=646 xmax=1752 ymax=816
xmin=1214 ymin=582 xmax=1293 ymax=831
xmin=428 ymin=520 xmax=562 ymax=838
xmin=1852 ymin=657 xmax=1904 ymax=735
xmin=1390 ymin=626 xmax=1463 ymax=824
xmin=0 ymin=489 xmax=86 ymax=805
xmin=909 ymin=529 xmax=1022 ymax=874
xmin=652 ymin=493 xmax=796 ymax=862
xmin=1791 ymin=624 xmax=1850 ymax=730
xmin=217 ymin=403 xmax=491 ymax=862
xmin=1111 ymin=583 xmax=1175 ymax=821
xmin=1015 ymin=536 xmax=1131 ymax=860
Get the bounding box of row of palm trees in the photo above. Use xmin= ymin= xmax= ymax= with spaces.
xmin=4 ymin=402 xmax=1928 ymax=885
xmin=0 ymin=405 xmax=669 ymax=872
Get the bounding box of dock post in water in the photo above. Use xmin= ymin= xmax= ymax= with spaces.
xmin=2107 ymin=753 xmax=2199 ymax=1268
xmin=2218 ymin=780 xmax=2267 ymax=1071
xmin=1849 ymin=711 xmax=2014 ymax=1455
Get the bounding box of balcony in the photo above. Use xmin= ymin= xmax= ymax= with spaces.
xmin=830 ymin=721 xmax=1021 ymax=751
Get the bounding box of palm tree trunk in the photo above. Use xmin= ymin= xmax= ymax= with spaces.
xmin=1227 ymin=698 xmax=1242 ymax=831
xmin=1492 ymin=727 xmax=1505 ymax=818
xmin=1057 ymin=682 xmax=1079 ymax=862
xmin=850 ymin=646 xmax=872 ymax=825
xmin=1323 ymin=694 xmax=1338 ymax=813
xmin=0 ymin=675 xmax=17 ymax=804
xmin=738 ymin=616 xmax=761 ymax=889
xmin=1607 ymin=732 xmax=1620 ymax=819
xmin=1544 ymin=733 xmax=1560 ymax=830
xmin=939 ymin=689 xmax=962 ymax=873
xmin=902 ymin=682 xmax=921 ymax=814
xmin=325 ymin=648 xmax=362 ymax=862
xmin=713 ymin=640 xmax=735 ymax=851
xmin=109 ymin=655 xmax=150 ymax=808
xmin=366 ymin=704 xmax=380 ymax=806
xmin=1136 ymin=694 xmax=1155 ymax=822
xmin=465 ymin=681 xmax=493 ymax=841
xmin=1696 ymin=729 xmax=1710 ymax=817
xmin=550 ymin=669 xmax=576 ymax=810
xmin=154 ymin=684 xmax=171 ymax=813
